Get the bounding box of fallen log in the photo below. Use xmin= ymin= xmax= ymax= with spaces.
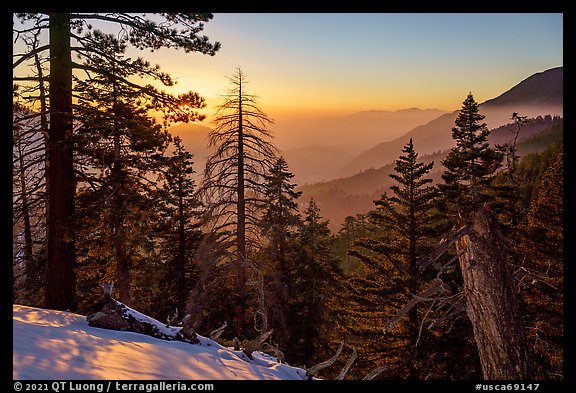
xmin=86 ymin=283 xmax=199 ymax=344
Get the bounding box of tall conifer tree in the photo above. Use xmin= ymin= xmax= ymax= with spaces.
xmin=258 ymin=156 xmax=302 ymax=343
xmin=518 ymin=150 xmax=563 ymax=379
xmin=155 ymin=136 xmax=204 ymax=320
xmin=440 ymin=93 xmax=502 ymax=214
xmin=342 ymin=139 xmax=451 ymax=379
xmin=440 ymin=93 xmax=529 ymax=380
xmin=73 ymin=32 xmax=174 ymax=307
xmin=285 ymin=199 xmax=342 ymax=369
xmin=13 ymin=13 xmax=220 ymax=311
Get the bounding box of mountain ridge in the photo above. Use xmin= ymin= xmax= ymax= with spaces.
xmin=168 ymin=107 xmax=450 ymax=184
xmin=339 ymin=66 xmax=563 ymax=177
xmin=482 ymin=66 xmax=563 ymax=108
xmin=167 ymin=67 xmax=563 ymax=190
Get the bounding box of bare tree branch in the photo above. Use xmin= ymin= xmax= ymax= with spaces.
xmin=243 ymin=330 xmax=274 ymax=360
xmin=306 ymin=341 xmax=344 ymax=380
xmin=363 ymin=365 xmax=388 ymax=380
xmin=336 ymin=347 xmax=357 ymax=380
xmin=209 ymin=321 xmax=227 ymax=341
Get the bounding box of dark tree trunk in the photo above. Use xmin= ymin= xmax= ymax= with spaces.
xmin=45 ymin=13 xmax=77 ymax=311
xmin=111 ymin=112 xmax=131 ymax=306
xmin=113 ymin=203 xmax=131 ymax=307
xmin=15 ymin=136 xmax=34 ymax=268
xmin=176 ymin=177 xmax=187 ymax=317
xmin=408 ymin=199 xmax=419 ymax=380
xmin=456 ymin=205 xmax=530 ymax=380
xmin=234 ymin=83 xmax=248 ymax=335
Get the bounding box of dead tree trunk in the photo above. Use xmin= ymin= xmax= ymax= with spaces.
xmin=87 ymin=284 xmax=199 ymax=344
xmin=456 ymin=205 xmax=530 ymax=380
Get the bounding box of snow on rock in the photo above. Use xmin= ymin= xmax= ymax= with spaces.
xmin=13 ymin=304 xmax=308 ymax=380
xmin=86 ymin=296 xmax=189 ymax=342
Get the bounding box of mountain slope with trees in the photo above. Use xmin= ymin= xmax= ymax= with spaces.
xmin=300 ymin=114 xmax=562 ymax=230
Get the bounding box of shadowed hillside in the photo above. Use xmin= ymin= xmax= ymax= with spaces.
xmin=301 ymin=115 xmax=562 ymax=231
xmin=340 ymin=67 xmax=563 ymax=177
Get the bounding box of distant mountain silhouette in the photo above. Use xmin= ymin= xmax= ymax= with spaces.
xmin=340 ymin=66 xmax=563 ymax=176
xmin=273 ymin=108 xmax=448 ymax=151
xmin=482 ymin=66 xmax=563 ymax=108
xmin=168 ymin=108 xmax=448 ymax=184
xmin=277 ymin=108 xmax=448 ymax=183
xmin=281 ymin=145 xmax=356 ymax=185
xmin=167 ymin=67 xmax=563 ymax=202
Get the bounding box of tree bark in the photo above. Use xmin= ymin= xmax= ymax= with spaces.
xmin=15 ymin=133 xmax=34 ymax=270
xmin=176 ymin=176 xmax=187 ymax=318
xmin=234 ymin=78 xmax=248 ymax=335
xmin=456 ymin=205 xmax=530 ymax=380
xmin=111 ymin=99 xmax=131 ymax=306
xmin=408 ymin=197 xmax=419 ymax=380
xmin=45 ymin=13 xmax=77 ymax=311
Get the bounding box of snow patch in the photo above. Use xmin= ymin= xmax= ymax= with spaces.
xmin=13 ymin=304 xmax=307 ymax=380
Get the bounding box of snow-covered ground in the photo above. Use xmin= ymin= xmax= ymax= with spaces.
xmin=13 ymin=304 xmax=308 ymax=380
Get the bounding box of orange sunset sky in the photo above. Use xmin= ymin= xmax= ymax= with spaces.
xmin=13 ymin=13 xmax=563 ymax=148
xmin=130 ymin=13 xmax=562 ymax=115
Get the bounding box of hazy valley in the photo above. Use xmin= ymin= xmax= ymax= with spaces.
xmin=170 ymin=66 xmax=563 ymax=229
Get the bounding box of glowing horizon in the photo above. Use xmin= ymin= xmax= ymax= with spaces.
xmin=13 ymin=13 xmax=563 ymax=137
xmin=133 ymin=13 xmax=562 ymax=120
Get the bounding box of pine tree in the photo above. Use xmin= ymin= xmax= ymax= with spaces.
xmin=333 ymin=214 xmax=368 ymax=274
xmin=342 ymin=139 xmax=445 ymax=379
xmin=46 ymin=13 xmax=77 ymax=311
xmin=440 ymin=94 xmax=530 ymax=380
xmin=285 ymin=199 xmax=343 ymax=370
xmin=258 ymin=156 xmax=302 ymax=344
xmin=155 ymin=136 xmax=204 ymax=320
xmin=260 ymin=157 xmax=302 ymax=265
xmin=12 ymin=21 xmax=52 ymax=307
xmin=13 ymin=13 xmax=220 ymax=311
xmin=515 ymin=141 xmax=563 ymax=216
xmin=518 ymin=149 xmax=563 ymax=379
xmin=440 ymin=93 xmax=503 ymax=214
xmin=73 ymin=32 xmax=174 ymax=308
xmin=13 ymin=103 xmax=47 ymax=307
xmin=491 ymin=112 xmax=531 ymax=234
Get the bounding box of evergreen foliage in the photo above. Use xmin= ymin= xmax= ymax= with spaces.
xmin=517 ymin=149 xmax=563 ymax=379
xmin=258 ymin=156 xmax=303 ymax=345
xmin=13 ymin=12 xmax=219 ymax=312
xmin=439 ymin=97 xmax=534 ymax=380
xmin=440 ymin=93 xmax=503 ymax=214
xmin=333 ymin=214 xmax=369 ymax=274
xmin=154 ymin=136 xmax=204 ymax=320
xmin=340 ymin=139 xmax=466 ymax=379
xmin=72 ymin=31 xmax=173 ymax=308
xmin=12 ymin=15 xmax=563 ymax=380
xmin=284 ymin=199 xmax=343 ymax=370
